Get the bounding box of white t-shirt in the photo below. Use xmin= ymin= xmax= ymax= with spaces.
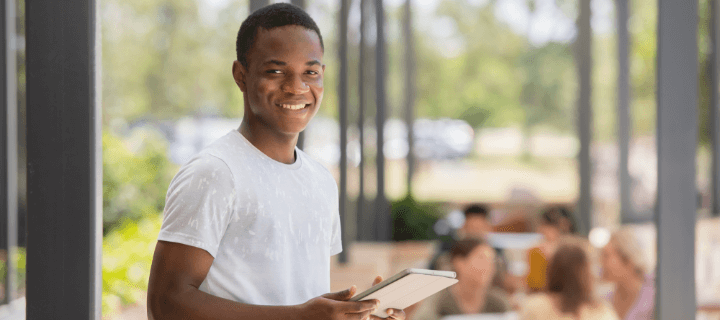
xmin=158 ymin=130 xmax=342 ymax=306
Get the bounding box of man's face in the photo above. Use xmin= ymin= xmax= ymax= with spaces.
xmin=234 ymin=25 xmax=324 ymax=135
xmin=461 ymin=216 xmax=492 ymax=238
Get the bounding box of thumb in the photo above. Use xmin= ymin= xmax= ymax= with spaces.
xmin=322 ymin=285 xmax=357 ymax=301
xmin=372 ymin=276 xmax=384 ymax=287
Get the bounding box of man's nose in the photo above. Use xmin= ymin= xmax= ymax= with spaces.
xmin=282 ymin=75 xmax=310 ymax=94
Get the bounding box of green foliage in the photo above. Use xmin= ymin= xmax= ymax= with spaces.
xmin=100 ymin=0 xmax=674 ymax=143
xmin=0 ymin=248 xmax=27 ymax=296
xmin=410 ymin=0 xmax=578 ymax=138
xmin=699 ymin=0 xmax=714 ymax=145
xmin=103 ymin=129 xmax=176 ymax=230
xmin=102 ymin=0 xmax=244 ymax=121
xmin=391 ymin=196 xmax=444 ymax=241
xmin=102 ymin=214 xmax=162 ymax=318
xmin=629 ymin=0 xmax=658 ymax=137
xmin=102 ymin=128 xmax=174 ymax=316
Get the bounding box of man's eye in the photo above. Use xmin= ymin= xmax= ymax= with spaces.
xmin=306 ymin=70 xmax=319 ymax=75
xmin=266 ymin=70 xmax=282 ymax=74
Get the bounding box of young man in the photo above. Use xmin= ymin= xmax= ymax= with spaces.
xmin=147 ymin=4 xmax=405 ymax=320
xmin=429 ymin=204 xmax=493 ymax=271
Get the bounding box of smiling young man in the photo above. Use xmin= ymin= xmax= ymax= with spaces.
xmin=147 ymin=4 xmax=405 ymax=320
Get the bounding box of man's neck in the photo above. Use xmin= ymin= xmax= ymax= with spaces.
xmin=239 ymin=120 xmax=298 ymax=164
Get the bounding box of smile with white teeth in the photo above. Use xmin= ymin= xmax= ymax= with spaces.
xmin=281 ymin=104 xmax=307 ymax=110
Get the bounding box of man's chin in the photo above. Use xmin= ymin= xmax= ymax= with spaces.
xmin=277 ymin=124 xmax=310 ymax=137
xmin=279 ymin=117 xmax=315 ymax=135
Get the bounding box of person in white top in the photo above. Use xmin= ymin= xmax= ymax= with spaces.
xmin=601 ymin=229 xmax=655 ymax=320
xmin=147 ymin=3 xmax=406 ymax=320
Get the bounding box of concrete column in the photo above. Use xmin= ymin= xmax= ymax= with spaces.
xmin=338 ymin=0 xmax=349 ymax=263
xmin=403 ymin=0 xmax=415 ymax=197
xmin=655 ymin=0 xmax=698 ymax=318
xmin=617 ymin=0 xmax=633 ymax=223
xmin=357 ymin=0 xmax=367 ymax=241
xmin=576 ymin=0 xmax=592 ymax=236
xmin=250 ymin=0 xmax=269 ymax=13
xmin=374 ymin=0 xmax=390 ymax=241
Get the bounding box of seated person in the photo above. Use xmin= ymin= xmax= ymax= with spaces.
xmin=601 ymin=229 xmax=655 ymax=320
xmin=414 ymin=238 xmax=511 ymax=320
xmin=520 ymin=241 xmax=618 ymax=320
xmin=526 ymin=206 xmax=575 ymax=292
xmin=429 ymin=205 xmax=508 ymax=291
xmin=430 ymin=204 xmax=493 ymax=271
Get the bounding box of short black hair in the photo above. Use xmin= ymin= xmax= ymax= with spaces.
xmin=236 ymin=3 xmax=324 ymax=68
xmin=463 ymin=204 xmax=489 ymax=219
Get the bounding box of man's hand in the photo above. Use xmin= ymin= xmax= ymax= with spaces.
xmin=298 ymin=286 xmax=380 ymax=320
xmin=369 ymin=276 xmax=407 ymax=320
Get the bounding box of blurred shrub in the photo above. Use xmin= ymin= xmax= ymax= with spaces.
xmin=102 ymin=128 xmax=175 ymax=317
xmin=103 ymin=129 xmax=176 ymax=231
xmin=102 ymin=213 xmax=162 ymax=318
xmin=0 ymin=248 xmax=26 ymax=297
xmin=391 ymin=196 xmax=444 ymax=241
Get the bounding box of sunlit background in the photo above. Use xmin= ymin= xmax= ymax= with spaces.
xmin=1 ymin=0 xmax=719 ymax=319
xmin=100 ymin=0 xmax=717 ymax=318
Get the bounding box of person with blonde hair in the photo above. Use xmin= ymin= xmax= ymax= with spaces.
xmin=601 ymin=229 xmax=655 ymax=320
xmin=520 ymin=242 xmax=618 ymax=320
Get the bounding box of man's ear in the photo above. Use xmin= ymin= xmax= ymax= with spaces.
xmin=232 ymin=60 xmax=247 ymax=92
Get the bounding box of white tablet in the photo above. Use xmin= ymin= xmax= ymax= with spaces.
xmin=350 ymin=268 xmax=459 ymax=318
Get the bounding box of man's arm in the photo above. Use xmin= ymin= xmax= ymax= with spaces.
xmin=147 ymin=241 xmax=379 ymax=320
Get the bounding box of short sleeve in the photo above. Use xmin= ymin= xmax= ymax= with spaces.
xmin=330 ymin=183 xmax=342 ymax=256
xmin=158 ymin=154 xmax=236 ymax=258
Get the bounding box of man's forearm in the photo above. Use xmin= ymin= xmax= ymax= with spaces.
xmin=148 ymin=286 xmax=303 ymax=320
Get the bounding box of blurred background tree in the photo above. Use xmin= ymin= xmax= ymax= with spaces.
xmin=102 ymin=130 xmax=175 ymax=230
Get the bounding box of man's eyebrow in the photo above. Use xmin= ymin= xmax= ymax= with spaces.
xmin=263 ymin=60 xmax=286 ymax=66
xmin=261 ymin=60 xmax=320 ymax=67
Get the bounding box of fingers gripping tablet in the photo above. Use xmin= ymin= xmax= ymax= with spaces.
xmin=350 ymin=269 xmax=458 ymax=318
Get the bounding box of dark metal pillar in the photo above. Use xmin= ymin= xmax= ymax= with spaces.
xmin=26 ymin=0 xmax=101 ymax=318
xmin=656 ymin=0 xmax=698 ymax=318
xmin=357 ymin=0 xmax=369 ymax=242
xmin=617 ymin=0 xmax=632 ymax=223
xmin=374 ymin=0 xmax=389 ymax=241
xmin=576 ymin=0 xmax=592 ymax=236
xmin=403 ymin=0 xmax=415 ymax=197
xmin=0 ymin=0 xmax=17 ymax=305
xmin=338 ymin=0 xmax=349 ymax=263
xmin=250 ymin=0 xmax=269 ymax=13
xmin=712 ymin=0 xmax=720 ymax=217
